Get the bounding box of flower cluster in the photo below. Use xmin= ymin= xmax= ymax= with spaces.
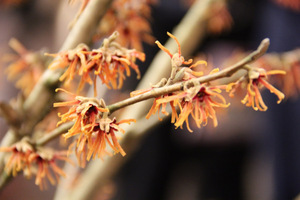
xmin=134 ymin=32 xmax=286 ymax=132
xmin=54 ymin=89 xmax=135 ymax=167
xmin=147 ymin=84 xmax=229 ymax=132
xmin=3 ymin=38 xmax=46 ymax=97
xmin=94 ymin=0 xmax=157 ymax=51
xmin=46 ymin=32 xmax=145 ymax=95
xmin=227 ymin=67 xmax=286 ymax=111
xmin=0 ymin=138 xmax=69 ymax=190
xmin=136 ymin=32 xmax=229 ymax=132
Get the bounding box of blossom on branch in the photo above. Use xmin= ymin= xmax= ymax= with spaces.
xmin=136 ymin=32 xmax=224 ymax=132
xmin=149 ymin=84 xmax=229 ymax=132
xmin=46 ymin=32 xmax=145 ymax=95
xmin=0 ymin=137 xmax=33 ymax=177
xmin=28 ymin=147 xmax=70 ymax=190
xmin=46 ymin=43 xmax=89 ymax=86
xmin=68 ymin=117 xmax=135 ymax=167
xmin=0 ymin=138 xmax=70 ymax=190
xmin=54 ymin=89 xmax=135 ymax=167
xmin=227 ymin=67 xmax=286 ymax=111
xmin=85 ymin=118 xmax=136 ymax=161
xmin=54 ymin=88 xmax=109 ymax=137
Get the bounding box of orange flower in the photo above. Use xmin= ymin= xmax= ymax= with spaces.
xmin=227 ymin=67 xmax=286 ymax=111
xmin=68 ymin=117 xmax=135 ymax=167
xmin=155 ymin=32 xmax=193 ymax=68
xmin=28 ymin=147 xmax=70 ymax=190
xmin=81 ymin=32 xmax=145 ymax=91
xmin=0 ymin=138 xmax=70 ymax=190
xmin=146 ymin=94 xmax=179 ymax=122
xmin=54 ymin=89 xmax=135 ymax=166
xmin=136 ymin=32 xmax=214 ymax=132
xmin=54 ymin=88 xmax=109 ymax=138
xmin=85 ymin=118 xmax=135 ymax=160
xmin=0 ymin=137 xmax=33 ymax=177
xmin=154 ymin=84 xmax=229 ymax=132
xmin=46 ymin=32 xmax=145 ymax=95
xmin=4 ymin=38 xmax=46 ymax=96
xmin=94 ymin=0 xmax=156 ymax=51
xmin=45 ymin=43 xmax=90 ymax=86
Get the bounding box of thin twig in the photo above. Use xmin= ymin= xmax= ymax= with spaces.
xmin=35 ymin=122 xmax=73 ymax=146
xmin=107 ymin=38 xmax=270 ymax=114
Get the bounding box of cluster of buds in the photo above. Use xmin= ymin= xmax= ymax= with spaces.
xmin=54 ymin=89 xmax=135 ymax=167
xmin=0 ymin=137 xmax=69 ymax=190
xmin=46 ymin=32 xmax=145 ymax=95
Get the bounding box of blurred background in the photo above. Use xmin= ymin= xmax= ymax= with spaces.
xmin=0 ymin=0 xmax=300 ymax=200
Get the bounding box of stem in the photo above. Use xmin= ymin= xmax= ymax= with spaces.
xmin=35 ymin=122 xmax=74 ymax=146
xmin=107 ymin=38 xmax=270 ymax=114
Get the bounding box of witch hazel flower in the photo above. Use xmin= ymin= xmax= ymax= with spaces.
xmin=71 ymin=116 xmax=135 ymax=168
xmin=54 ymin=88 xmax=109 ymax=137
xmin=28 ymin=147 xmax=70 ymax=190
xmin=156 ymin=83 xmax=229 ymax=132
xmin=46 ymin=43 xmax=89 ymax=85
xmin=131 ymin=32 xmax=205 ymax=97
xmin=0 ymin=137 xmax=70 ymax=190
xmin=46 ymin=32 xmax=145 ymax=95
xmin=85 ymin=117 xmax=136 ymax=161
xmin=54 ymin=89 xmax=135 ymax=167
xmin=69 ymin=116 xmax=135 ymax=168
xmin=227 ymin=66 xmax=286 ymax=111
xmin=138 ymin=32 xmax=226 ymax=132
xmin=81 ymin=31 xmax=145 ymax=91
xmin=0 ymin=137 xmax=33 ymax=177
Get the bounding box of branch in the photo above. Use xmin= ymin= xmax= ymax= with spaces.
xmin=18 ymin=37 xmax=270 ymax=150
xmin=107 ymin=38 xmax=270 ymax=114
xmin=35 ymin=122 xmax=73 ymax=146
